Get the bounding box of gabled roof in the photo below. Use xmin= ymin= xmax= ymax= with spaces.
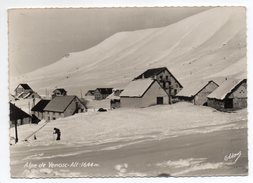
xmin=134 ymin=67 xmax=183 ymax=88
xmin=20 ymin=83 xmax=32 ymax=90
xmin=134 ymin=67 xmax=167 ymax=79
xmin=120 ymin=79 xmax=162 ymax=98
xmin=207 ymin=79 xmax=246 ymax=100
xmin=10 ymin=103 xmax=31 ymax=121
xmin=31 ymin=99 xmax=50 ymax=112
xmin=85 ymin=90 xmax=95 ymax=96
xmin=44 ymin=96 xmax=79 ymax=112
xmin=53 ymin=88 xmax=67 ymax=93
xmin=16 ymin=83 xmax=32 ymax=90
xmin=95 ymin=88 xmax=113 ymax=95
xmin=176 ymin=80 xmax=218 ymax=97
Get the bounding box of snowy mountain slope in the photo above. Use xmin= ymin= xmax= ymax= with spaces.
xmin=11 ymin=7 xmax=246 ymax=95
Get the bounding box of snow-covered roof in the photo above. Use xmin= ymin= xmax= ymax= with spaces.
xmin=23 ymin=92 xmax=32 ymax=99
xmin=44 ymin=96 xmax=77 ymax=112
xmin=207 ymin=78 xmax=246 ymax=100
xmin=107 ymin=94 xmax=120 ymax=100
xmin=17 ymin=92 xmax=25 ymax=98
xmin=176 ymin=80 xmax=218 ymax=97
xmin=107 ymin=89 xmax=124 ymax=100
xmin=120 ymin=79 xmax=155 ymax=97
xmin=9 ymin=94 xmax=17 ymax=101
xmin=134 ymin=67 xmax=167 ymax=79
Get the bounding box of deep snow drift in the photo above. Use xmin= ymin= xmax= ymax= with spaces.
xmin=10 ymin=7 xmax=246 ymax=95
xmin=10 ymin=103 xmax=247 ymax=147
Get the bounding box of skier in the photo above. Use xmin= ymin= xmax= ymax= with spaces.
xmin=53 ymin=128 xmax=61 ymax=141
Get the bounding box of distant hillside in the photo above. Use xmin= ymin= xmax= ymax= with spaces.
xmin=11 ymin=7 xmax=246 ymax=96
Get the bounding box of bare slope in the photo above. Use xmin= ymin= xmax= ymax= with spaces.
xmin=11 ymin=7 xmax=246 ymax=95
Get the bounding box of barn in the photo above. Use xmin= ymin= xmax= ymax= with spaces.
xmin=175 ymin=80 xmax=219 ymax=105
xmin=120 ymin=79 xmax=169 ymax=108
xmin=9 ymin=103 xmax=32 ymax=127
xmin=207 ymin=79 xmax=247 ymax=111
xmin=43 ymin=96 xmax=87 ymax=121
xmin=94 ymin=88 xmax=113 ymax=100
xmin=134 ymin=67 xmax=183 ymax=103
xmin=31 ymin=99 xmax=51 ymax=120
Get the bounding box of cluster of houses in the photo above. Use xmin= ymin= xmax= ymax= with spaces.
xmin=9 ymin=86 xmax=87 ymax=126
xmin=9 ymin=66 xmax=247 ymax=126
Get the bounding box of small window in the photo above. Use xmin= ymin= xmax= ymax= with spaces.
xmin=157 ymin=97 xmax=164 ymax=104
xmin=163 ymin=82 xmax=166 ymax=88
xmin=166 ymin=76 xmax=169 ymax=80
xmin=160 ymin=76 xmax=163 ymax=80
xmin=52 ymin=117 xmax=56 ymax=120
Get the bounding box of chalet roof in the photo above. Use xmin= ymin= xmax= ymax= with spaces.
xmin=207 ymin=79 xmax=246 ymax=100
xmin=134 ymin=67 xmax=167 ymax=79
xmin=134 ymin=67 xmax=183 ymax=88
xmin=176 ymin=80 xmax=218 ymax=97
xmin=10 ymin=103 xmax=31 ymax=121
xmin=31 ymin=99 xmax=50 ymax=112
xmin=44 ymin=96 xmax=77 ymax=112
xmin=53 ymin=88 xmax=67 ymax=93
xmin=95 ymin=88 xmax=113 ymax=95
xmin=120 ymin=79 xmax=156 ymax=97
xmin=15 ymin=83 xmax=32 ymax=91
xmin=20 ymin=83 xmax=32 ymax=90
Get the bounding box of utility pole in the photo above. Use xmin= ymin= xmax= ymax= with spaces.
xmin=14 ymin=104 xmax=18 ymax=143
xmin=15 ymin=120 xmax=18 ymax=143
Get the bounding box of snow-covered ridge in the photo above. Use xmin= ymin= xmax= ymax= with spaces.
xmin=11 ymin=7 xmax=246 ymax=95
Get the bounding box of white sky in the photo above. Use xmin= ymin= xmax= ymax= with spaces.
xmin=8 ymin=7 xmax=209 ymax=76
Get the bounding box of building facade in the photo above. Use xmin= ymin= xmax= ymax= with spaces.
xmin=120 ymin=79 xmax=169 ymax=108
xmin=207 ymin=79 xmax=247 ymax=111
xmin=44 ymin=96 xmax=87 ymax=121
xmin=176 ymin=80 xmax=219 ymax=105
xmin=9 ymin=103 xmax=32 ymax=127
xmin=94 ymin=88 xmax=113 ymax=100
xmin=134 ymin=67 xmax=183 ymax=103
xmin=31 ymin=99 xmax=51 ymax=120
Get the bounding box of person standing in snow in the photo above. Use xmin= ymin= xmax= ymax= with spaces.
xmin=53 ymin=128 xmax=61 ymax=141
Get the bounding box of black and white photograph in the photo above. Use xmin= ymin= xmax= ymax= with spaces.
xmin=7 ymin=6 xmax=248 ymax=178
